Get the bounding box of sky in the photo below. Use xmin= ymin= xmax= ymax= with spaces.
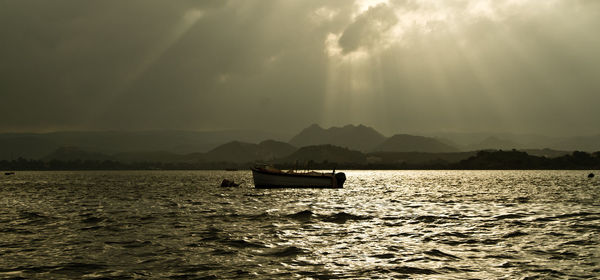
xmin=1 ymin=0 xmax=599 ymax=136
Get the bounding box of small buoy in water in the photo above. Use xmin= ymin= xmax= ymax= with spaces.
xmin=220 ymin=179 xmax=239 ymax=187
xmin=588 ymin=173 xmax=595 ymax=178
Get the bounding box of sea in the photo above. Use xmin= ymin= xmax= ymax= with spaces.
xmin=0 ymin=170 xmax=599 ymax=279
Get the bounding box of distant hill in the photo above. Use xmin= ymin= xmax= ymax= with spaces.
xmin=428 ymin=132 xmax=600 ymax=152
xmin=113 ymin=151 xmax=186 ymax=163
xmin=456 ymin=150 xmax=544 ymax=169
xmin=471 ymin=136 xmax=520 ymax=150
xmin=435 ymin=137 xmax=463 ymax=151
xmin=204 ymin=140 xmax=296 ymax=163
xmin=0 ymin=129 xmax=291 ymax=160
xmin=551 ymin=135 xmax=600 ymax=152
xmin=289 ymin=124 xmax=386 ymax=152
xmin=40 ymin=139 xmax=297 ymax=164
xmin=520 ymin=148 xmax=571 ymax=158
xmin=258 ymin=140 xmax=298 ymax=160
xmin=374 ymin=134 xmax=460 ymax=153
xmin=43 ymin=147 xmax=115 ymax=161
xmin=453 ymin=150 xmax=600 ymax=169
xmin=8 ymin=146 xmax=600 ymax=170
xmin=368 ymin=151 xmax=476 ymax=165
xmin=278 ymin=144 xmax=366 ymax=164
xmin=0 ymin=135 xmax=59 ymax=160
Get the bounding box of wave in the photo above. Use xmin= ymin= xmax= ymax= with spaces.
xmin=549 ymin=251 xmax=578 ymax=260
xmin=527 ymin=268 xmax=565 ymax=276
xmin=53 ymin=262 xmax=107 ymax=273
xmin=18 ymin=211 xmax=47 ymax=219
xmin=104 ymin=240 xmax=152 ymax=248
xmin=503 ymin=231 xmax=528 ymax=238
xmin=222 ymin=239 xmax=267 ymax=249
xmin=424 ymin=249 xmax=460 ymax=259
xmin=493 ymin=213 xmax=529 ymax=220
xmin=205 ymin=212 xmax=271 ymax=221
xmin=81 ymin=216 xmax=105 ymax=224
xmin=389 ymin=266 xmax=438 ymax=275
xmin=80 ymin=225 xmax=103 ymax=231
xmin=411 ymin=215 xmax=459 ymax=224
xmin=0 ymin=228 xmax=34 ymax=234
xmin=210 ymin=249 xmax=236 ymax=256
xmin=178 ymin=264 xmax=215 ymax=273
xmin=16 ymin=211 xmax=54 ymax=226
xmin=562 ymin=239 xmax=597 ymax=246
xmin=436 ymin=231 xmax=470 ymax=238
xmin=439 ymin=266 xmax=475 ymax=273
xmin=320 ymin=212 xmax=372 ymax=224
xmin=6 ymin=263 xmax=108 ymax=275
xmin=370 ymin=253 xmax=395 ymax=259
xmin=536 ymin=212 xmax=600 ymax=222
xmin=286 ymin=210 xmax=314 ymax=220
xmin=258 ymin=246 xmax=306 ymax=257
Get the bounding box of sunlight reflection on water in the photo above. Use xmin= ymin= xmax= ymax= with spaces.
xmin=0 ymin=170 xmax=599 ymax=279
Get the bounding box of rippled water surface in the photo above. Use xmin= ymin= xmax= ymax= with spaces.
xmin=1 ymin=170 xmax=599 ymax=279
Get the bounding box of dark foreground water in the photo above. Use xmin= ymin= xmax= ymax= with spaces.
xmin=0 ymin=170 xmax=599 ymax=279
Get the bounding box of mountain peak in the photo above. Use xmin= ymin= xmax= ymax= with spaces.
xmin=307 ymin=123 xmax=323 ymax=130
xmin=289 ymin=124 xmax=386 ymax=152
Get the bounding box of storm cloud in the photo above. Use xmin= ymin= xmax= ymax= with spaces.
xmin=1 ymin=0 xmax=599 ymax=136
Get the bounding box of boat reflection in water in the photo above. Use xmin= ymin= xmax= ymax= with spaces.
xmin=251 ymin=165 xmax=346 ymax=189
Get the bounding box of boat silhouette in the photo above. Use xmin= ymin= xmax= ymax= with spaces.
xmin=252 ymin=165 xmax=345 ymax=188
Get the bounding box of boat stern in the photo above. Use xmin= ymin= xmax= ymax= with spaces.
xmin=334 ymin=172 xmax=346 ymax=188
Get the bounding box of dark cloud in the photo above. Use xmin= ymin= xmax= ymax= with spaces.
xmin=0 ymin=0 xmax=599 ymax=136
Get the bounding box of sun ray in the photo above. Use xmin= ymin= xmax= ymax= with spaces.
xmin=88 ymin=9 xmax=204 ymax=124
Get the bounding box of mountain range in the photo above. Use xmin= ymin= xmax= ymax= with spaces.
xmin=1 ymin=124 xmax=598 ymax=163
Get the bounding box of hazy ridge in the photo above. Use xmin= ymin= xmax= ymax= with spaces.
xmin=1 ymin=125 xmax=598 ymax=168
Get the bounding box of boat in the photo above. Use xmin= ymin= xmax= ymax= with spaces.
xmin=251 ymin=165 xmax=346 ymax=189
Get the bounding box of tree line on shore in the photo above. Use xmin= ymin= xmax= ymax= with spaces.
xmin=1 ymin=150 xmax=599 ymax=171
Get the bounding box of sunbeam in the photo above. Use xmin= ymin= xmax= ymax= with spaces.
xmin=88 ymin=9 xmax=205 ymax=125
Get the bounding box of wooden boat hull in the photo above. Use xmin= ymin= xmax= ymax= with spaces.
xmin=252 ymin=168 xmax=345 ymax=189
